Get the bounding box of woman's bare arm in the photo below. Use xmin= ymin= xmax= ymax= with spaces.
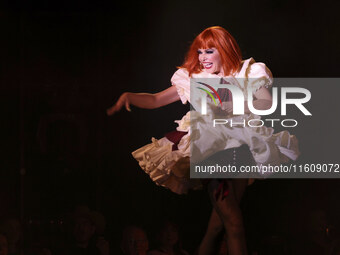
xmin=245 ymin=86 xmax=273 ymax=113
xmin=107 ymin=86 xmax=180 ymax=115
xmin=221 ymin=86 xmax=273 ymax=114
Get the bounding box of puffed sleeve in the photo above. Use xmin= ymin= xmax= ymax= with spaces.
xmin=170 ymin=68 xmax=190 ymax=104
xmin=247 ymin=62 xmax=273 ymax=94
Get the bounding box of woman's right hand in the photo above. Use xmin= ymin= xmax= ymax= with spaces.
xmin=106 ymin=92 xmax=131 ymax=116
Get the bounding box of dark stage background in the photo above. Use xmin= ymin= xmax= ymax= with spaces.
xmin=0 ymin=0 xmax=340 ymax=254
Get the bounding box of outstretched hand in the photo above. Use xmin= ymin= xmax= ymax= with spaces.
xmin=208 ymin=101 xmax=233 ymax=116
xmin=106 ymin=92 xmax=131 ymax=116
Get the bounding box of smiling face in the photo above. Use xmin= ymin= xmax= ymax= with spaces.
xmin=198 ymin=48 xmax=223 ymax=75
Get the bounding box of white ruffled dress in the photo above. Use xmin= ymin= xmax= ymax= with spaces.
xmin=132 ymin=58 xmax=300 ymax=194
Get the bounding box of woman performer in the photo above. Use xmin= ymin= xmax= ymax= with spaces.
xmin=107 ymin=26 xmax=299 ymax=255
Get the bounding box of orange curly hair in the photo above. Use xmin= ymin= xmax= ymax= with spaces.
xmin=180 ymin=26 xmax=242 ymax=77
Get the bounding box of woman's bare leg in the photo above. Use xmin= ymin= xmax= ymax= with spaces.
xmin=198 ymin=208 xmax=224 ymax=255
xmin=208 ymin=179 xmax=248 ymax=255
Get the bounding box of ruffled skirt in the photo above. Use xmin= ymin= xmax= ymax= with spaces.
xmin=132 ymin=111 xmax=300 ymax=194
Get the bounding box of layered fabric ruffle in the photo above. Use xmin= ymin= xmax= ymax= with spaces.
xmin=132 ymin=111 xmax=300 ymax=194
xmin=131 ymin=135 xmax=202 ymax=195
xmin=189 ymin=111 xmax=300 ymax=166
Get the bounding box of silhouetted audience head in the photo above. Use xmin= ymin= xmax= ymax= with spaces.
xmin=148 ymin=220 xmax=188 ymax=255
xmin=121 ymin=225 xmax=148 ymax=255
xmin=71 ymin=205 xmax=106 ymax=247
xmin=0 ymin=234 xmax=8 ymax=255
xmin=63 ymin=205 xmax=109 ymax=255
xmin=0 ymin=217 xmax=22 ymax=255
xmin=73 ymin=214 xmax=96 ymax=247
xmin=158 ymin=221 xmax=179 ymax=247
xmin=327 ymin=238 xmax=340 ymax=255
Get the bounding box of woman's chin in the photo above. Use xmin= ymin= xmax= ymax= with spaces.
xmin=204 ymin=68 xmax=214 ymax=74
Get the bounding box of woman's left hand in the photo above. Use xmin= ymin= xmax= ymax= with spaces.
xmin=106 ymin=92 xmax=131 ymax=116
xmin=221 ymin=101 xmax=233 ymax=114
